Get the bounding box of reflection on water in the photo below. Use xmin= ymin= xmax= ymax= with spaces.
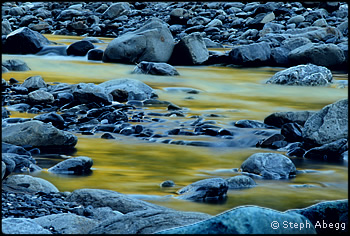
xmin=2 ymin=35 xmax=348 ymax=215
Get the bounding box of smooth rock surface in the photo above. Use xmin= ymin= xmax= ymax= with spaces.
xmin=2 ymin=218 xmax=52 ymax=234
xmin=3 ymin=174 xmax=59 ymax=193
xmin=48 ymin=156 xmax=93 ymax=174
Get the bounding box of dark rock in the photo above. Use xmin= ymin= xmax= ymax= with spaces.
xmin=28 ymin=90 xmax=54 ymax=104
xmin=287 ymin=147 xmax=306 ymax=158
xmin=2 ymin=142 xmax=32 ymax=156
xmin=73 ymin=83 xmax=112 ymax=105
xmin=56 ymin=9 xmax=82 ymax=21
xmin=110 ymin=89 xmax=129 ymax=103
xmin=102 ymin=2 xmax=131 ymax=19
xmin=256 ymin=133 xmax=285 ymax=149
xmin=226 ymin=175 xmax=256 ymax=189
xmin=66 ymin=40 xmax=95 ymax=56
xmin=160 ymin=180 xmax=175 ymax=187
xmin=234 ymin=119 xmax=276 ymax=129
xmin=48 ymin=156 xmax=93 ymax=175
xmin=303 ymin=138 xmax=348 ymax=161
xmin=2 ymin=20 xmax=12 ymax=35
xmin=11 ymin=86 xmax=28 ymax=95
xmin=132 ymin=61 xmax=179 ymax=76
xmin=56 ymin=92 xmax=74 ymax=106
xmin=6 ymin=103 xmax=30 ymax=112
xmin=101 ymin=133 xmax=115 ymax=139
xmin=37 ymin=45 xmax=68 ymax=56
xmin=264 ymin=110 xmax=315 ymax=128
xmin=21 ymin=75 xmax=47 ymax=91
xmin=87 ymin=49 xmax=103 ymax=61
xmin=176 ymin=178 xmax=228 ymax=202
xmin=281 ymin=123 xmax=303 ymax=142
xmin=240 ymin=153 xmax=296 ymax=179
xmin=2 ymin=59 xmax=31 ymax=71
xmin=229 ymin=42 xmax=271 ymax=66
xmin=33 ymin=112 xmax=65 ymax=129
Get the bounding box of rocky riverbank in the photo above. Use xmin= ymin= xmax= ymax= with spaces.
xmin=2 ymin=1 xmax=348 ymax=234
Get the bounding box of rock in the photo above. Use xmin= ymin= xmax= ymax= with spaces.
xmin=303 ymin=138 xmax=348 ymax=161
xmin=169 ymin=32 xmax=209 ymax=65
xmin=37 ymin=45 xmax=68 ymax=56
xmin=56 ymin=9 xmax=82 ymax=21
xmin=2 ymin=142 xmax=32 ymax=156
xmin=160 ymin=180 xmax=175 ymax=187
xmin=264 ymin=110 xmax=315 ymax=128
xmin=240 ymin=153 xmax=296 ymax=179
xmin=90 ymin=207 xmax=124 ymax=221
xmin=73 ymin=83 xmax=112 ymax=105
xmin=21 ymin=75 xmax=47 ymax=91
xmin=1 ymin=155 xmax=15 ymax=179
xmin=229 ymin=42 xmax=271 ymax=66
xmin=288 ymin=43 xmax=345 ymax=69
xmin=157 ymin=205 xmax=316 ymax=234
xmin=103 ymin=18 xmax=174 ymax=63
xmin=2 ymin=59 xmax=31 ymax=71
xmin=256 ymin=133 xmax=286 ymax=149
xmin=28 ymin=90 xmax=55 ymax=104
xmin=2 ymin=153 xmax=38 ymax=174
xmin=2 ymin=218 xmax=52 ymax=234
xmin=286 ymin=199 xmax=348 ymax=234
xmin=302 ymin=98 xmax=348 ymax=145
xmin=3 ymin=174 xmax=59 ymax=193
xmin=1 ymin=161 xmax=6 ymax=179
xmin=33 ymin=112 xmax=65 ymax=129
xmin=2 ymin=20 xmax=12 ymax=35
xmin=2 ymin=120 xmax=78 ymax=148
xmin=226 ymin=175 xmax=256 ymax=189
xmin=65 ymin=188 xmax=168 ymax=214
xmin=4 ymin=27 xmax=50 ymax=54
xmin=287 ymin=15 xmax=305 ymax=24
xmin=132 ymin=61 xmax=179 ymax=76
xmin=89 ymin=209 xmax=211 ymax=234
xmin=87 ymin=48 xmax=104 ymax=61
xmin=66 ymin=40 xmax=95 ymax=56
xmin=176 ymin=178 xmax=228 ymax=202
xmin=266 ymin=64 xmax=333 ymax=86
xmin=48 ymin=156 xmax=93 ymax=174
xmin=99 ymin=78 xmax=155 ymax=101
xmin=234 ymin=119 xmax=276 ymax=128
xmin=102 ymin=2 xmax=131 ymax=19
xmin=33 ymin=213 xmax=98 ymax=234
xmin=281 ymin=122 xmax=303 ymax=142
xmin=101 ymin=133 xmax=115 ymax=139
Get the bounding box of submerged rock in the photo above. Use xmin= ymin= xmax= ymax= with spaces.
xmin=48 ymin=156 xmax=93 ymax=175
xmin=2 ymin=59 xmax=31 ymax=71
xmin=226 ymin=175 xmax=256 ymax=189
xmin=132 ymin=61 xmax=179 ymax=76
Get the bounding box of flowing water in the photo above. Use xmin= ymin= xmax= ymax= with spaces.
xmin=2 ymin=35 xmax=348 ymax=215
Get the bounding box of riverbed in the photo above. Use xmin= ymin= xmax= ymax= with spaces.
xmin=2 ymin=34 xmax=348 ymax=215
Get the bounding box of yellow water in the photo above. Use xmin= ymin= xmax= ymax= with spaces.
xmin=2 ymin=35 xmax=348 ymax=215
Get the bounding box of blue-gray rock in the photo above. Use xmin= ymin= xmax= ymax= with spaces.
xmin=240 ymin=153 xmax=296 ymax=179
xmin=133 ymin=61 xmax=179 ymax=76
xmin=48 ymin=156 xmax=93 ymax=175
xmin=1 ymin=161 xmax=6 ymax=179
xmin=2 ymin=59 xmax=31 ymax=71
xmin=266 ymin=64 xmax=333 ymax=86
xmin=303 ymin=138 xmax=348 ymax=161
xmin=66 ymin=40 xmax=94 ymax=56
xmin=2 ymin=142 xmax=32 ymax=156
xmin=157 ymin=205 xmax=316 ymax=234
xmin=2 ymin=153 xmax=38 ymax=174
xmin=73 ymin=83 xmax=112 ymax=105
xmin=87 ymin=48 xmax=104 ymax=61
xmin=102 ymin=2 xmax=131 ymax=19
xmin=229 ymin=42 xmax=271 ymax=66
xmin=281 ymin=122 xmax=303 ymax=142
xmin=226 ymin=175 xmax=256 ymax=189
xmin=28 ymin=90 xmax=55 ymax=104
xmin=2 ymin=218 xmax=52 ymax=234
xmin=264 ymin=110 xmax=316 ymax=128
xmin=2 ymin=20 xmax=12 ymax=35
xmin=37 ymin=45 xmax=68 ymax=56
xmin=33 ymin=112 xmax=65 ymax=129
xmin=302 ymin=98 xmax=348 ymax=145
xmin=21 ymin=75 xmax=46 ymax=91
xmin=3 ymin=174 xmax=59 ymax=193
xmin=234 ymin=119 xmax=276 ymax=128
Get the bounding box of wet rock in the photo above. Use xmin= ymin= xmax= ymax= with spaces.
xmin=1 ymin=156 xmax=15 ymax=179
xmin=2 ymin=107 xmax=11 ymax=118
xmin=266 ymin=64 xmax=333 ymax=86
xmin=87 ymin=48 xmax=104 ymax=61
xmin=264 ymin=110 xmax=315 ymax=128
xmin=303 ymin=138 xmax=348 ymax=161
xmin=133 ymin=61 xmax=179 ymax=76
xmin=73 ymin=83 xmax=112 ymax=105
xmin=229 ymin=42 xmax=271 ymax=66
xmin=102 ymin=2 xmax=131 ymax=19
xmin=3 ymin=174 xmax=59 ymax=193
xmin=103 ymin=18 xmax=174 ymax=63
xmin=169 ymin=32 xmax=209 ymax=65
xmin=48 ymin=156 xmax=93 ymax=175
xmin=2 ymin=153 xmax=38 ymax=174
xmin=160 ymin=180 xmax=175 ymax=187
xmin=4 ymin=27 xmax=50 ymax=54
xmin=2 ymin=120 xmax=78 ymax=148
xmin=226 ymin=175 xmax=256 ymax=189
xmin=1 ymin=161 xmax=6 ymax=179
xmin=56 ymin=9 xmax=82 ymax=21
xmin=240 ymin=153 xmax=296 ymax=179
xmin=157 ymin=205 xmax=316 ymax=234
xmin=302 ymin=98 xmax=348 ymax=145
xmin=281 ymin=122 xmax=303 ymax=142
xmin=234 ymin=119 xmax=276 ymax=128
xmin=101 ymin=132 xmax=115 ymax=139
xmin=66 ymin=40 xmax=95 ymax=56
xmin=176 ymin=178 xmax=228 ymax=202
xmin=2 ymin=142 xmax=32 ymax=156
xmin=2 ymin=218 xmax=52 ymax=234
xmin=28 ymin=90 xmax=55 ymax=104
xmin=2 ymin=20 xmax=12 ymax=35
xmin=21 ymin=75 xmax=47 ymax=91
xmin=2 ymin=59 xmax=31 ymax=71
xmin=256 ymin=133 xmax=286 ymax=149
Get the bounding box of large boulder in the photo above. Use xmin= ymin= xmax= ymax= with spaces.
xmin=168 ymin=32 xmax=209 ymax=65
xmin=66 ymin=40 xmax=94 ymax=56
xmin=157 ymin=205 xmax=316 ymax=234
xmin=73 ymin=83 xmax=112 ymax=105
xmin=229 ymin=42 xmax=271 ymax=66
xmin=4 ymin=27 xmax=50 ymax=54
xmin=266 ymin=64 xmax=333 ymax=86
xmin=2 ymin=120 xmax=78 ymax=148
xmin=3 ymin=174 xmax=59 ymax=193
xmin=240 ymin=153 xmax=296 ymax=179
xmin=103 ymin=18 xmax=174 ymax=63
xmin=302 ymin=98 xmax=348 ymax=145
xmin=48 ymin=156 xmax=93 ymax=175
xmin=2 ymin=218 xmax=52 ymax=234
xmin=99 ymin=78 xmax=155 ymax=101
xmin=132 ymin=61 xmax=179 ymax=76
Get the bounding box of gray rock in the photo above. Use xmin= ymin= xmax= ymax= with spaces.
xmin=226 ymin=175 xmax=256 ymax=189
xmin=240 ymin=153 xmax=296 ymax=179
xmin=2 ymin=20 xmax=12 ymax=35
xmin=2 ymin=106 xmax=11 ymax=118
xmin=266 ymin=64 xmax=333 ymax=86
xmin=229 ymin=42 xmax=271 ymax=66
xmin=73 ymin=83 xmax=112 ymax=105
xmin=89 ymin=209 xmax=211 ymax=234
xmin=303 ymin=138 xmax=348 ymax=161
xmin=169 ymin=32 xmax=209 ymax=65
xmin=281 ymin=37 xmax=312 ymax=51
xmin=99 ymin=78 xmax=155 ymax=101
xmin=21 ymin=75 xmax=46 ymax=91
xmin=2 ymin=161 xmax=6 ymax=179
xmin=48 ymin=156 xmax=93 ymax=175
xmin=66 ymin=40 xmax=94 ymax=56
xmin=102 ymin=2 xmax=131 ymax=19
xmin=90 ymin=207 xmax=124 ymax=222
xmin=1 ymin=155 xmax=15 ymax=179
xmin=234 ymin=119 xmax=276 ymax=128
xmin=2 ymin=120 xmax=78 ymax=147
xmin=87 ymin=48 xmax=104 ymax=61
xmin=176 ymin=178 xmax=228 ymax=202
xmin=132 ymin=61 xmax=179 ymax=76
xmin=286 ymin=199 xmax=348 ymax=234
xmin=33 ymin=112 xmax=65 ymax=129
xmin=37 ymin=45 xmax=68 ymax=56
xmin=2 ymin=153 xmax=38 ymax=174
xmin=103 ymin=18 xmax=174 ymax=63
xmin=3 ymin=174 xmax=59 ymax=193
xmin=2 ymin=142 xmax=31 ymax=156
xmin=302 ymin=98 xmax=348 ymax=145
xmin=157 ymin=205 xmax=316 ymax=234
xmin=264 ymin=110 xmax=316 ymax=128
xmin=2 ymin=218 xmax=52 ymax=234
xmin=160 ymin=180 xmax=175 ymax=187
xmin=2 ymin=59 xmax=31 ymax=71
xmin=65 ymin=188 xmax=168 ymax=214
xmin=33 ymin=213 xmax=98 ymax=234
xmin=28 ymin=90 xmax=55 ymax=104
xmin=287 ymin=15 xmax=305 ymax=24
xmin=56 ymin=9 xmax=82 ymax=21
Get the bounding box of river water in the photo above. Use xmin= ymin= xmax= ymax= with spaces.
xmin=2 ymin=35 xmax=348 ymax=215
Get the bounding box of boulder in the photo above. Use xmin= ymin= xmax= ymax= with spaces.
xmin=302 ymin=98 xmax=348 ymax=145
xmin=2 ymin=218 xmax=52 ymax=234
xmin=4 ymin=27 xmax=50 ymax=54
xmin=2 ymin=59 xmax=31 ymax=71
xmin=33 ymin=112 xmax=65 ymax=129
xmin=48 ymin=156 xmax=93 ymax=175
xmin=2 ymin=120 xmax=78 ymax=148
xmin=240 ymin=153 xmax=296 ymax=179
xmin=266 ymin=64 xmax=333 ymax=86
xmin=99 ymin=78 xmax=155 ymax=101
xmin=281 ymin=122 xmax=303 ymax=142
xmin=21 ymin=75 xmax=47 ymax=91
xmin=226 ymin=175 xmax=256 ymax=189
xmin=28 ymin=90 xmax=55 ymax=104
xmin=169 ymin=32 xmax=209 ymax=65
xmin=176 ymin=178 xmax=228 ymax=202
xmin=157 ymin=205 xmax=316 ymax=234
xmin=73 ymin=83 xmax=112 ymax=105
xmin=66 ymin=40 xmax=95 ymax=56
xmin=87 ymin=48 xmax=104 ymax=61
xmin=102 ymin=2 xmax=131 ymax=19
xmin=132 ymin=61 xmax=179 ymax=76
xmin=103 ymin=18 xmax=174 ymax=63
xmin=37 ymin=45 xmax=68 ymax=56
xmin=89 ymin=209 xmax=211 ymax=234
xmin=229 ymin=42 xmax=271 ymax=66
xmin=303 ymin=138 xmax=348 ymax=161
xmin=33 ymin=213 xmax=98 ymax=234
xmin=264 ymin=111 xmax=315 ymax=128
xmin=3 ymin=174 xmax=59 ymax=193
